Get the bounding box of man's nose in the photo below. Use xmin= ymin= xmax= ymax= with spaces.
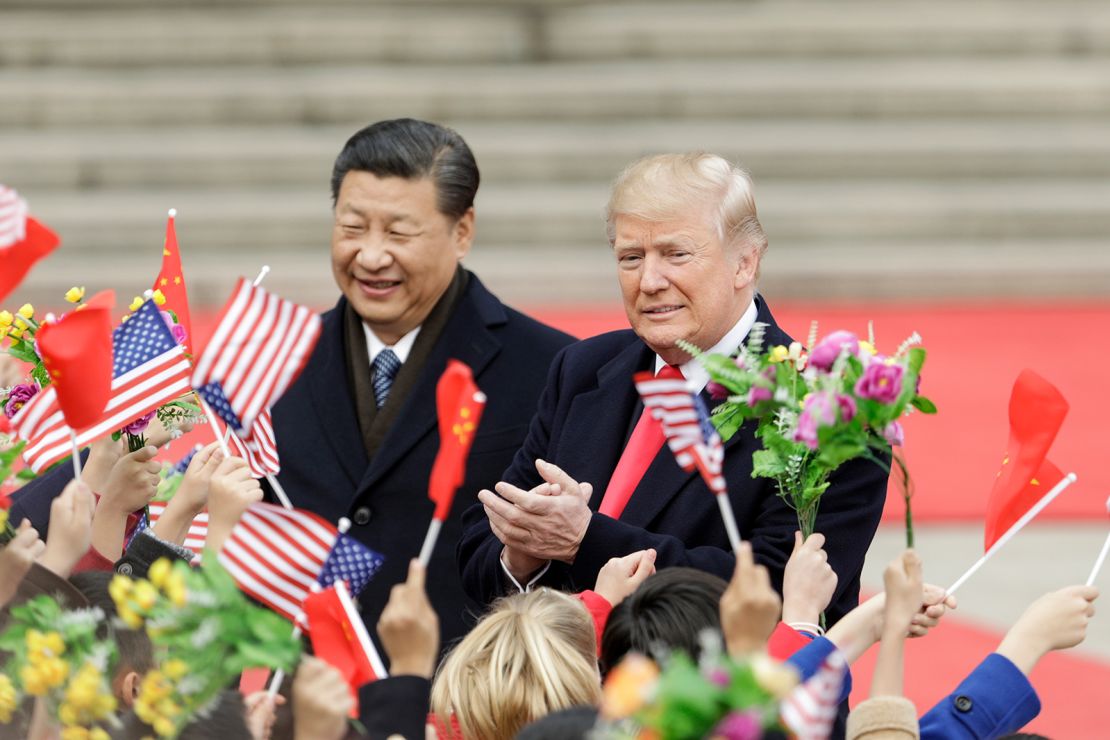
xmin=639 ymin=254 xmax=669 ymax=293
xmin=356 ymin=238 xmax=393 ymax=271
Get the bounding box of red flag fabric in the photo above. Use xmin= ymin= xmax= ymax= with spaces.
xmin=34 ymin=291 xmax=115 ymax=430
xmin=428 ymin=360 xmax=486 ymax=521
xmin=303 ymin=580 xmax=388 ymax=717
xmin=0 ymin=185 xmax=61 ymax=304
xmin=983 ymin=369 xmax=1070 ymax=550
xmin=152 ymin=209 xmax=192 ymax=353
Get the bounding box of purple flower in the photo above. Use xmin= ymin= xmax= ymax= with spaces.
xmin=3 ymin=383 xmax=38 ymax=419
xmin=747 ymin=385 xmax=772 ymax=406
xmin=170 ymin=323 xmax=187 ymax=346
xmin=707 ymin=667 xmax=730 ymax=688
xmin=711 ymin=710 xmax=763 ymax=740
xmin=707 ymin=381 xmax=730 ymax=400
xmin=808 ymin=330 xmax=859 ymax=372
xmin=836 ymin=394 xmax=857 ymax=423
xmin=855 ymin=362 xmax=905 ymax=404
xmin=121 ymin=411 xmax=155 ymax=436
xmin=883 ymin=420 xmax=905 ymax=446
xmin=793 ymin=392 xmax=837 ymax=449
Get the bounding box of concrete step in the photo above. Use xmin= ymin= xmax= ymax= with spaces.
xmin=3 ymin=2 xmax=1110 ymax=67
xmin=4 ymin=58 xmax=1110 ymax=128
xmin=18 ymin=181 xmax=1110 ymax=257
xmin=13 ymin=238 xmax=1110 ymax=312
xmin=6 ymin=120 xmax=1110 ymax=189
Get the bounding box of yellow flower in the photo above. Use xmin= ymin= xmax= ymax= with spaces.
xmin=17 ymin=304 xmax=33 ymax=319
xmin=0 ymin=310 xmax=11 ymax=327
xmin=129 ymin=296 xmax=144 ymax=312
xmin=599 ymin=654 xmax=659 ymax=720
xmin=151 ymin=290 xmax=166 ymax=306
xmin=0 ymin=510 xmax=7 ymax=531
xmin=0 ymin=674 xmax=17 ymax=723
xmin=118 ymin=605 xmax=143 ymax=629
xmin=8 ymin=326 xmax=23 ymax=340
xmin=64 ymin=286 xmax=86 ymax=304
xmin=60 ymin=727 xmax=90 ymax=740
xmin=90 ymin=729 xmax=110 ymax=740
xmin=148 ymin=558 xmax=171 ymax=589
xmin=108 ymin=574 xmax=133 ymax=605
xmin=132 ymin=580 xmax=159 ymax=611
xmin=769 ymin=345 xmax=789 ymax=363
xmin=162 ymin=659 xmax=188 ymax=681
xmin=21 ymin=665 xmax=47 ymax=696
xmin=153 ymin=716 xmax=175 ymax=738
xmin=858 ymin=340 xmax=878 ymax=356
xmin=165 ymin=572 xmax=187 ymax=607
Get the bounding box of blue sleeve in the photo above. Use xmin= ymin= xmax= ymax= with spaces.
xmin=7 ymin=449 xmax=87 ymax=532
xmin=920 ymin=653 xmax=1040 ymax=739
xmin=785 ymin=636 xmax=852 ymax=703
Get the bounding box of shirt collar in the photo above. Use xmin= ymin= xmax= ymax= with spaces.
xmin=363 ymin=323 xmax=422 ymax=366
xmin=654 ymin=298 xmax=758 ymax=393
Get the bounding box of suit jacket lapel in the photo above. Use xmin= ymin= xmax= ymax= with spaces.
xmin=304 ymin=300 xmax=369 ymax=487
xmin=353 ymin=276 xmax=504 ymax=499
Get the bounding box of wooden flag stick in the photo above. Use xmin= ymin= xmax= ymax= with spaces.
xmin=266 ymin=518 xmax=351 ymax=698
xmin=418 ymin=518 xmax=443 ymax=568
xmin=946 ymin=472 xmax=1077 ymax=597
xmin=69 ymin=430 xmax=82 ymax=481
xmin=716 ymin=493 xmax=743 ymax=554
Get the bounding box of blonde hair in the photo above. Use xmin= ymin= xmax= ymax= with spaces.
xmin=431 ymin=589 xmax=601 ymax=740
xmin=605 ymin=152 xmax=768 ymax=264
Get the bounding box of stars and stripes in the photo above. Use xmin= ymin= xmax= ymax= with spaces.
xmin=146 ymin=502 xmax=209 ymax=556
xmin=218 ymin=503 xmax=384 ymax=624
xmin=633 ymin=371 xmax=727 ymax=494
xmin=13 ymin=300 xmax=192 ymax=472
xmin=224 ymin=409 xmax=280 ymax=478
xmin=0 ymin=185 xmax=28 ymax=248
xmin=192 ymin=279 xmax=321 ymax=434
xmin=781 ymin=649 xmax=847 ymax=739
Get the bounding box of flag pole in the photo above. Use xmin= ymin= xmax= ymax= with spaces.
xmin=716 ymin=494 xmax=743 ymax=553
xmin=266 ymin=517 xmax=351 ymax=699
xmin=418 ymin=518 xmax=443 ymax=568
xmin=1085 ymin=496 xmax=1110 ymax=586
xmin=946 ymin=472 xmax=1077 ymax=597
xmin=69 ymin=430 xmax=82 ymax=481
xmin=267 ymin=473 xmax=294 ymax=510
xmin=199 ymin=398 xmax=232 ymax=457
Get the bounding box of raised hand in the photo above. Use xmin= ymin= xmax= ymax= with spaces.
xmin=37 ymin=479 xmax=95 ymax=577
xmin=154 ymin=443 xmax=224 ymax=546
xmin=377 ymin=559 xmax=440 ymax=678
xmin=594 ymin=549 xmax=657 ymax=607
xmin=292 ymin=656 xmax=353 ymax=740
xmin=781 ymin=531 xmax=837 ymax=627
xmin=997 ymin=585 xmax=1098 ymax=675
xmin=204 ymin=456 xmax=263 ymax=553
xmin=720 ymin=542 xmax=782 ymax=656
xmin=0 ymin=520 xmax=45 ymax=608
xmin=92 ymin=444 xmax=162 ymax=560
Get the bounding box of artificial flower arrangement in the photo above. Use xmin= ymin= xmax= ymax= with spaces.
xmin=593 ymin=637 xmax=797 ymax=740
xmin=0 ymin=595 xmax=119 ymax=739
xmin=0 ymin=290 xmax=203 ymax=459
xmin=108 ymin=556 xmax=302 ymax=738
xmin=682 ymin=323 xmax=935 ymax=547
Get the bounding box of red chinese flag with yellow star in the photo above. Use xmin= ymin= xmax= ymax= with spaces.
xmin=0 ymin=185 xmax=61 ymax=304
xmin=152 ymin=209 xmax=192 ymax=352
xmin=983 ymin=369 xmax=1069 ymax=550
xmin=35 ymin=291 xmax=115 ymax=430
xmin=428 ymin=360 xmax=486 ymax=521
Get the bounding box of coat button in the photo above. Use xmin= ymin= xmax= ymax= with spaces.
xmin=117 ymin=562 xmax=133 ymax=576
xmin=954 ymin=695 xmax=973 ymax=713
xmin=352 ymin=506 xmax=373 ymax=526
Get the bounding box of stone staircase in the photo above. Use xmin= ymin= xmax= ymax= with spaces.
xmin=2 ymin=0 xmax=1109 ymax=309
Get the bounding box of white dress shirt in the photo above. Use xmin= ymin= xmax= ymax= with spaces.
xmin=363 ymin=324 xmax=421 ymax=368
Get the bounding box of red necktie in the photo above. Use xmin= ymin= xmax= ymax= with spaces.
xmin=598 ymin=364 xmax=684 ymax=519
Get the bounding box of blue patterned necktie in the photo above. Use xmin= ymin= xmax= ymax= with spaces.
xmin=371 ymin=348 xmax=402 ymax=409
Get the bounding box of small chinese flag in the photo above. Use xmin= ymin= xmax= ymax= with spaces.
xmin=35 ymin=291 xmax=115 ymax=430
xmin=0 ymin=185 xmax=61 ymax=304
xmin=983 ymin=369 xmax=1069 ymax=550
xmin=303 ymin=581 xmax=387 ymax=717
xmin=428 ymin=360 xmax=486 ymax=521
xmin=152 ymin=209 xmax=192 ymax=352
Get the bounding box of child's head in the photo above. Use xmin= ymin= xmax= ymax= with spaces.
xmin=69 ymin=570 xmax=154 ymax=706
xmin=431 ymin=588 xmax=601 ymax=740
xmin=600 ymin=567 xmax=727 ymax=674
xmin=112 ymin=690 xmax=252 ymax=740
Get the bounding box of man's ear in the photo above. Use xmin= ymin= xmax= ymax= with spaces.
xmin=452 ymin=208 xmax=475 ymax=261
xmin=733 ymin=243 xmax=759 ymax=290
xmin=119 ymin=670 xmax=142 ymax=707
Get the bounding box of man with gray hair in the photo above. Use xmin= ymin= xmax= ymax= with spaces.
xmin=459 ymin=153 xmax=888 ymax=631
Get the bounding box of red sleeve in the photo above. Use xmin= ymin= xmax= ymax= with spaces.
xmin=576 ymin=590 xmax=613 ymax=657
xmin=71 ymin=547 xmax=116 ymax=573
xmin=767 ymin=621 xmax=814 ymax=660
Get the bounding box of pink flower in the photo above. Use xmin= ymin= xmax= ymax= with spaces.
xmin=712 ymin=710 xmax=762 ymax=740
xmin=836 ymin=394 xmax=857 ymax=423
xmin=794 ymin=392 xmax=837 ymax=449
xmin=855 ymin=362 xmax=905 ymax=404
xmin=121 ymin=411 xmax=155 ymax=436
xmin=3 ymin=383 xmax=38 ymax=419
xmin=707 ymin=381 xmax=730 ymax=400
xmin=883 ymin=420 xmax=905 ymax=446
xmin=161 ymin=311 xmax=187 ymax=346
xmin=808 ymin=330 xmax=859 ymax=371
xmin=747 ymin=385 xmax=772 ymax=406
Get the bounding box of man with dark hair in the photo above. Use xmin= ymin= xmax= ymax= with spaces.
xmin=270 ymin=119 xmax=574 ymax=655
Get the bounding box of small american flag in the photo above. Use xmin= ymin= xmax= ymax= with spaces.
xmin=780 ymin=648 xmax=846 ymax=740
xmin=192 ymin=279 xmax=321 ymax=434
xmin=633 ymin=371 xmax=727 ymax=494
xmin=0 ymin=185 xmax=28 ymax=248
xmin=222 ymin=409 xmax=280 ymax=478
xmin=13 ymin=300 xmax=192 ymax=472
xmin=218 ymin=503 xmax=384 ymax=623
xmin=146 ymin=502 xmax=209 ymax=556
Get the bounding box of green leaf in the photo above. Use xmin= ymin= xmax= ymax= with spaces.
xmin=911 ymin=395 xmax=938 ymax=414
xmin=751 ymin=449 xmax=786 ymax=479
xmin=907 ymin=347 xmax=927 ymax=375
xmin=6 ymin=340 xmax=40 ymax=365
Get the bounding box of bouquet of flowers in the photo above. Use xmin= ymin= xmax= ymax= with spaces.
xmin=0 ymin=595 xmax=119 ymax=739
xmin=682 ymin=323 xmax=935 ymax=547
xmin=108 ymin=556 xmax=302 ymax=738
xmin=594 ymin=637 xmax=796 ymax=740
